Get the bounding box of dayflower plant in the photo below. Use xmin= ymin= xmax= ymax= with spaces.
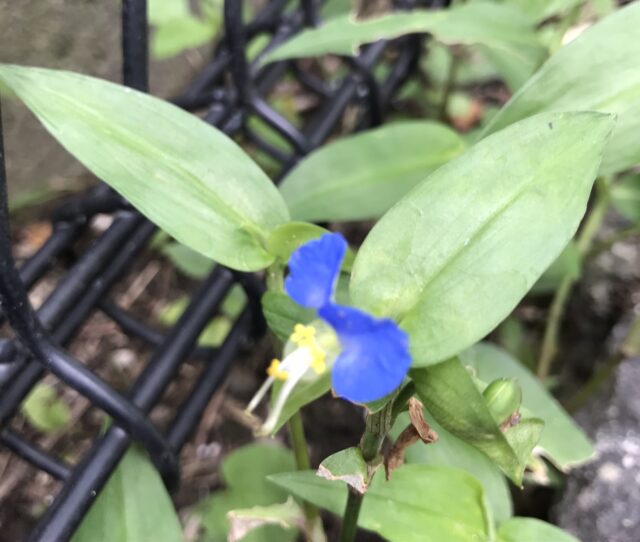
xmin=247 ymin=232 xmax=411 ymax=432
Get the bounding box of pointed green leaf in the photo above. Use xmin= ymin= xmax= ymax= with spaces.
xmin=0 ymin=65 xmax=289 ymax=271
xmin=497 ymin=517 xmax=579 ymax=542
xmin=484 ymin=2 xmax=640 ymax=175
xmin=350 ymin=112 xmax=614 ymax=366
xmin=460 ymin=343 xmax=595 ymax=470
xmin=411 ymin=358 xmax=543 ymax=485
xmin=72 ymin=447 xmax=183 ymax=542
xmin=279 ymin=122 xmax=465 ymax=222
xmin=269 ymin=465 xmax=493 ymax=542
xmin=263 ymin=3 xmax=545 ymax=79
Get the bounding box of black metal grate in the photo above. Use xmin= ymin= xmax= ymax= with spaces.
xmin=0 ymin=0 xmax=436 ymax=540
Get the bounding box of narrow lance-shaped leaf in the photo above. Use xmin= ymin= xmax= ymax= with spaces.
xmin=483 ymin=2 xmax=640 ymax=175
xmin=350 ymin=112 xmax=614 ymax=366
xmin=0 ymin=65 xmax=290 ymax=271
xmin=262 ymin=3 xmax=545 ymax=81
xmin=411 ymin=358 xmax=543 ymax=485
xmin=279 ymin=121 xmax=465 ymax=222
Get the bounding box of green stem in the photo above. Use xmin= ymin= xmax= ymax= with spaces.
xmin=287 ymin=411 xmax=320 ymax=538
xmin=566 ymin=313 xmax=640 ymax=412
xmin=339 ymin=402 xmax=394 ymax=542
xmin=536 ymin=178 xmax=611 ymax=379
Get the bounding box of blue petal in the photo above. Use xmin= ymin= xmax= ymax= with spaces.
xmin=318 ymin=303 xmax=411 ymax=403
xmin=284 ymin=233 xmax=347 ymax=309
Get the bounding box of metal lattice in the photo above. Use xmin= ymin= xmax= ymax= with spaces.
xmin=0 ymin=0 xmax=439 ymax=539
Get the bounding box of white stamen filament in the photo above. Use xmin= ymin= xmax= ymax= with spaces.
xmin=245 ymin=346 xmax=314 ymax=435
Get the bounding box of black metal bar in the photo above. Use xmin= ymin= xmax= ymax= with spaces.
xmin=30 ymin=268 xmax=236 ymax=541
xmin=122 ymin=0 xmax=148 ymax=91
xmin=0 ymin=428 xmax=72 ymax=481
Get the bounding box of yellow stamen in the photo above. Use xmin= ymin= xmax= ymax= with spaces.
xmin=291 ymin=324 xmax=316 ymax=346
xmin=266 ymin=359 xmax=289 ymax=381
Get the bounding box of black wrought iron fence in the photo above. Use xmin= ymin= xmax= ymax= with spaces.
xmin=0 ymin=0 xmax=439 ymax=540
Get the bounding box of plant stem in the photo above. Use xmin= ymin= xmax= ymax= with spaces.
xmin=566 ymin=313 xmax=640 ymax=412
xmin=339 ymin=402 xmax=394 ymax=542
xmin=287 ymin=411 xmax=320 ymax=536
xmin=536 ymin=178 xmax=611 ymax=379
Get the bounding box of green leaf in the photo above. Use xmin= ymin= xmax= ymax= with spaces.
xmin=531 ymin=241 xmax=581 ymax=295
xmin=72 ymin=447 xmax=183 ymax=542
xmin=612 ymin=173 xmax=640 ymax=223
xmin=161 ymin=242 xmax=214 ymax=279
xmin=497 ymin=517 xmax=579 ymax=542
xmin=317 ymin=448 xmax=369 ymax=494
xmin=21 ymin=383 xmax=71 ymax=433
xmin=473 ymin=0 xmax=582 ymax=22
xmin=0 ymin=65 xmax=289 ymax=271
xmin=411 ymin=358 xmax=544 ymax=485
xmin=228 ymin=498 xmax=304 ymax=542
xmin=269 ymin=465 xmax=493 ymax=542
xmin=483 ymin=2 xmax=640 ymax=175
xmin=393 ymin=411 xmax=513 ymax=523
xmin=149 ymin=0 xmax=222 ymax=59
xmin=460 ymin=343 xmax=595 ymax=470
xmin=350 ymin=112 xmax=614 ymax=366
xmin=198 ymin=443 xmax=296 ymax=542
xmin=261 ymin=292 xmax=315 ymax=343
xmin=158 ymin=297 xmax=232 ymax=347
xmin=263 ymin=3 xmax=545 ymax=77
xmin=279 ymin=122 xmax=465 ymax=222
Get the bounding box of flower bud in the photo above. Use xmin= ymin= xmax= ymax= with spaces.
xmin=482 ymin=378 xmax=522 ymax=426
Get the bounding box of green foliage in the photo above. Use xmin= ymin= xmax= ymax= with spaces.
xmin=261 ymin=292 xmax=315 ymax=343
xmin=411 ymin=358 xmax=543 ymax=485
xmin=160 ymin=242 xmax=215 ymax=279
xmin=72 ymin=447 xmax=183 ymax=542
xmin=497 ymin=517 xmax=580 ymax=542
xmin=393 ymin=411 xmax=513 ymax=523
xmin=0 ymin=65 xmax=289 ymax=271
xmin=351 ymin=112 xmax=613 ymax=366
xmin=21 ymin=383 xmax=71 ymax=433
xmin=484 ymin=2 xmax=640 ymax=175
xmin=263 ymin=3 xmax=545 ymax=80
xmin=460 ymin=343 xmax=595 ymax=469
xmin=317 ymin=448 xmax=369 ymax=493
xmin=279 ymin=122 xmax=465 ymax=222
xmin=198 ymin=443 xmax=296 ymax=542
xmin=612 ymin=173 xmax=640 ymax=223
xmin=148 ymin=0 xmax=222 ymax=59
xmin=269 ymin=465 xmax=493 ymax=542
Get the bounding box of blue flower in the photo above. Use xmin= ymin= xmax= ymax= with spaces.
xmin=285 ymin=232 xmax=411 ymax=403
